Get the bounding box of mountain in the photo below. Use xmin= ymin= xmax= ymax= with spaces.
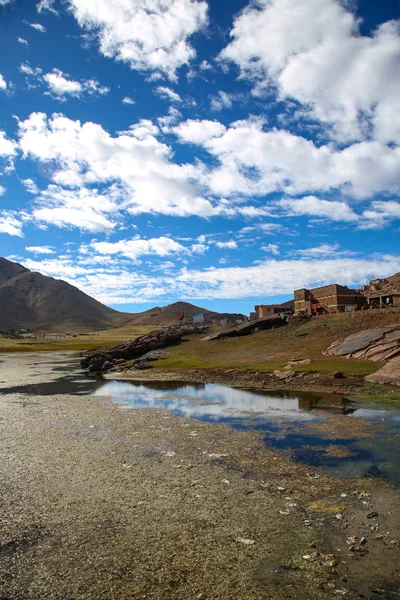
xmin=0 ymin=258 xmax=245 ymax=331
xmin=0 ymin=257 xmax=131 ymax=332
xmin=124 ymin=301 xmax=245 ymax=326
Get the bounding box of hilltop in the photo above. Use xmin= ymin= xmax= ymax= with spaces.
xmin=124 ymin=300 xmax=244 ymax=326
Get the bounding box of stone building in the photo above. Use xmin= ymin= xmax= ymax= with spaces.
xmin=250 ymin=300 xmax=294 ymax=319
xmin=294 ymin=284 xmax=365 ymax=315
xmin=359 ymin=276 xmax=400 ymax=308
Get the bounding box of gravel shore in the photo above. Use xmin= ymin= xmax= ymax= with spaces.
xmin=0 ymin=353 xmax=399 ymax=599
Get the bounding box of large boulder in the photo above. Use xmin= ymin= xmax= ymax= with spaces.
xmin=324 ymin=324 xmax=400 ymax=387
xmin=81 ymin=325 xmax=208 ymax=373
xmin=202 ymin=315 xmax=288 ymax=341
xmin=324 ymin=325 xmax=400 ymax=362
xmin=365 ymin=356 xmax=400 ymax=386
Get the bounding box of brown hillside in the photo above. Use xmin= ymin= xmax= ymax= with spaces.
xmin=0 ymin=258 xmax=245 ymax=332
xmin=0 ymin=257 xmax=131 ymax=332
xmin=125 ymin=301 xmax=245 ymax=325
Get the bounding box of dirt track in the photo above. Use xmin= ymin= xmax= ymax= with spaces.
xmin=0 ymin=354 xmax=399 ymax=599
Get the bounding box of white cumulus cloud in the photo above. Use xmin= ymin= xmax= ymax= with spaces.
xmin=0 ymin=131 xmax=17 ymax=163
xmin=215 ymin=240 xmax=238 ymax=249
xmin=0 ymin=212 xmax=23 ymax=237
xmin=0 ymin=74 xmax=7 ymax=91
xmin=175 ymin=117 xmax=400 ymax=199
xmin=220 ymin=0 xmax=400 ymax=144
xmin=173 ymin=119 xmax=226 ymax=144
xmin=25 ymin=245 xmax=54 ymax=254
xmin=90 ymin=236 xmax=187 ymax=261
xmin=278 ymin=196 xmax=359 ymax=222
xmin=155 ymin=86 xmax=182 ymax=103
xmin=66 ymin=0 xmax=208 ymax=79
xmin=17 ymin=112 xmax=265 ymax=225
xmin=262 ymin=243 xmax=279 ymax=255
xmin=43 ymin=69 xmax=109 ymax=100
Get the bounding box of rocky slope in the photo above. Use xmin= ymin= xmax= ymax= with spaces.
xmin=81 ymin=325 xmax=208 ymax=372
xmin=360 ymin=272 xmax=400 ymax=297
xmin=325 ymin=324 xmax=400 ymax=385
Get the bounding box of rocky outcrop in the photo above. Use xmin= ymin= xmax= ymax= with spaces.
xmin=324 ymin=324 xmax=400 ymax=386
xmin=202 ymin=315 xmax=288 ymax=341
xmin=81 ymin=325 xmax=208 ymax=373
xmin=365 ymin=356 xmax=400 ymax=386
xmin=324 ymin=325 xmax=400 ymax=362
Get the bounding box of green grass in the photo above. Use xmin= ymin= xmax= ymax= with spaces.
xmin=154 ymin=316 xmax=389 ymax=376
xmin=0 ymin=325 xmax=154 ymax=353
xmin=293 ymin=357 xmax=379 ymax=377
xmin=0 ymin=342 xmax=103 ymax=353
xmin=1 ymin=313 xmax=396 ymax=384
xmin=350 ymin=389 xmax=400 ymax=406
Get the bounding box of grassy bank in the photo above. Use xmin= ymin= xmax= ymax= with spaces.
xmin=0 ymin=324 xmax=154 ymax=353
xmin=154 ymin=314 xmax=389 ymax=377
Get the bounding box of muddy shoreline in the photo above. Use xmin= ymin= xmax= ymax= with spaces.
xmin=0 ymin=353 xmax=399 ymax=599
xmin=106 ymin=365 xmax=400 ymax=404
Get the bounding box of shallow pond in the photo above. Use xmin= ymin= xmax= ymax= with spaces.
xmin=92 ymin=379 xmax=400 ymax=484
xmin=1 ymin=353 xmax=400 ymax=484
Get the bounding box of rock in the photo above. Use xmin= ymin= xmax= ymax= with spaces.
xmin=133 ymin=361 xmax=152 ymax=370
xmin=324 ymin=326 xmax=399 ymax=357
xmin=287 ymin=358 xmax=311 ymax=366
xmin=202 ymin=315 xmax=288 ymax=341
xmin=332 ymin=371 xmax=345 ymax=379
xmin=81 ymin=325 xmax=208 ymax=373
xmin=274 ymin=370 xmax=295 ymax=380
xmin=365 ymin=356 xmax=400 ymax=386
xmin=325 ymin=325 xmax=400 ymax=387
xmin=87 ymin=355 xmax=113 ymax=373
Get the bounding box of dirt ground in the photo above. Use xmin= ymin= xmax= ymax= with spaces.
xmin=0 ymin=354 xmax=399 ymax=600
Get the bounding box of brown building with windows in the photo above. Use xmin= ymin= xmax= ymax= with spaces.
xmin=250 ymin=300 xmax=294 ymax=319
xmin=294 ymin=284 xmax=365 ymax=315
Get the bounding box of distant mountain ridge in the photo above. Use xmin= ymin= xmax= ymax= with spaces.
xmin=124 ymin=301 xmax=245 ymax=326
xmin=0 ymin=258 xmax=245 ymax=331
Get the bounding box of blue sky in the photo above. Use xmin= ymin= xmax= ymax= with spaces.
xmin=0 ymin=0 xmax=399 ymax=316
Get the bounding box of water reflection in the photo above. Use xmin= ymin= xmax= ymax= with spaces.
xmin=92 ymin=381 xmax=353 ymax=422
xmin=92 ymin=380 xmax=400 ymax=485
